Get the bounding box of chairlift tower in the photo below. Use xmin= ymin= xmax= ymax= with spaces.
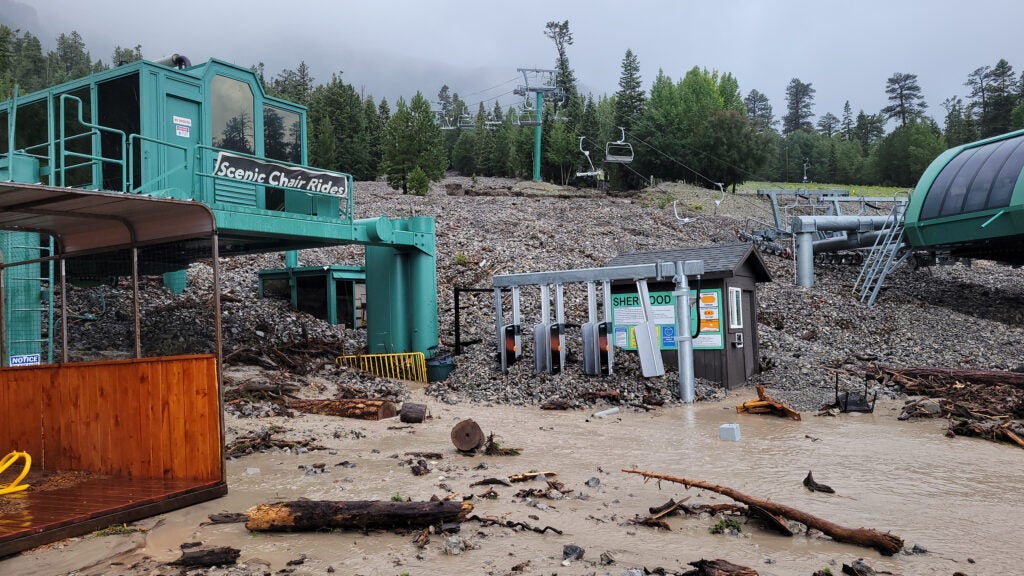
xmin=514 ymin=68 xmax=563 ymax=181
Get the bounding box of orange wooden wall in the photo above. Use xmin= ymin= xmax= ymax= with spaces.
xmin=0 ymin=355 xmax=221 ymax=481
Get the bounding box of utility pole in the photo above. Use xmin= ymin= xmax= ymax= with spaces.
xmin=514 ymin=68 xmax=563 ymax=182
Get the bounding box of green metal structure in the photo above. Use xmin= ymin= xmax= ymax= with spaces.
xmin=904 ymin=128 xmax=1024 ymax=264
xmin=0 ymin=57 xmax=439 ymax=362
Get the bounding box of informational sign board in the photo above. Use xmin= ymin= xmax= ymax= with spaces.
xmin=9 ymin=353 xmax=41 ymax=367
xmin=610 ymin=289 xmax=724 ymax=351
xmin=213 ymin=152 xmax=348 ymax=197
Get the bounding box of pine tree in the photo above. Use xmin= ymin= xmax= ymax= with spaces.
xmin=817 ymin=113 xmax=840 ymax=137
xmin=111 ymin=44 xmax=142 ymax=66
xmin=744 ymin=89 xmax=775 ymax=133
xmin=881 ymin=72 xmax=927 ymax=127
xmin=544 ymin=20 xmax=581 ymax=130
xmin=362 ymin=95 xmax=383 ymax=178
xmin=840 ymin=101 xmax=854 ymax=141
xmin=782 ymin=78 xmax=815 ymax=134
xmin=614 ymin=48 xmax=644 ymax=129
xmin=942 ymin=96 xmax=976 ymax=147
xmin=983 ymin=59 xmax=1016 ymax=137
xmin=381 ymin=92 xmax=446 ymax=193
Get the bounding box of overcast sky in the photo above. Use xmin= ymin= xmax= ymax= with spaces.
xmin=12 ymin=0 xmax=1024 ymax=129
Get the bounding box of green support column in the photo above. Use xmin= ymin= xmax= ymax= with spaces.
xmin=532 ymin=90 xmax=543 ymax=182
xmin=365 ymin=244 xmax=409 ymax=354
xmin=406 ymin=216 xmax=439 ymax=357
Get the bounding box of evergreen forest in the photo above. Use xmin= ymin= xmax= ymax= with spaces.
xmin=3 ymin=21 xmax=1024 ymax=193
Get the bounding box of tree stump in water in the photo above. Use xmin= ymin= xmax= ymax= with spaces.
xmin=289 ymin=399 xmax=397 ymax=420
xmin=451 ymin=418 xmax=485 ymax=452
xmin=400 ymin=402 xmax=429 ymax=423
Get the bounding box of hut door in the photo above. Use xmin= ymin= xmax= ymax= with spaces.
xmin=165 ymin=96 xmax=200 ymax=195
xmin=742 ymin=289 xmax=756 ymax=378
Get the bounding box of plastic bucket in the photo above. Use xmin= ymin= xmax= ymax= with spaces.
xmin=426 ymin=354 xmax=455 ymax=382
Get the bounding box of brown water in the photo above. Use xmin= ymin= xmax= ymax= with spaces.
xmin=115 ymin=395 xmax=1022 ymax=575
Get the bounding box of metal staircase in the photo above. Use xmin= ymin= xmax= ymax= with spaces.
xmin=854 ymin=202 xmax=910 ymax=306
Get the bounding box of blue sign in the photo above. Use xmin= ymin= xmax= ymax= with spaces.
xmin=9 ymin=353 xmax=41 ymax=366
xmin=660 ymin=325 xmax=675 ymax=347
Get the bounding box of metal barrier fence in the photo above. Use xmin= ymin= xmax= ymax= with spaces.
xmin=337 ymin=352 xmax=427 ymax=382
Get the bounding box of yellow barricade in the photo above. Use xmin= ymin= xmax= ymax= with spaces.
xmin=0 ymin=450 xmax=31 ymax=495
xmin=337 ymin=352 xmax=427 ymax=383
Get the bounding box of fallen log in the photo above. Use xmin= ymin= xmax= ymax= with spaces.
xmin=288 ymin=398 xmax=397 ymax=420
xmin=681 ymin=558 xmax=759 ymax=576
xmin=622 ymin=469 xmax=903 ymax=555
xmin=246 ymin=500 xmax=473 ymax=532
xmin=400 ymin=402 xmax=429 ymax=423
xmin=736 ymin=385 xmax=801 ymax=420
xmin=873 ymin=366 xmax=1024 ymax=389
xmin=451 ymin=419 xmax=485 ymax=452
xmin=540 ymin=399 xmax=571 ymax=410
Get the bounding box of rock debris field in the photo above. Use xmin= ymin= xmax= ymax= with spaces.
xmin=24 ymin=176 xmax=1024 ymax=576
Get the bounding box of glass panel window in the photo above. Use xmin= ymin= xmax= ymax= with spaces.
xmin=964 ymin=137 xmax=1018 ymax=212
xmin=211 ymin=75 xmax=254 ymax=154
xmin=263 ymin=105 xmax=301 ymax=164
xmin=988 ymin=137 xmax=1024 ymax=209
xmin=728 ymin=287 xmax=743 ymax=330
xmin=923 ymin=133 xmax=1024 ymax=220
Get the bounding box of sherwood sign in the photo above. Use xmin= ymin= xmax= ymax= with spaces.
xmin=213 ymin=152 xmax=348 ymax=197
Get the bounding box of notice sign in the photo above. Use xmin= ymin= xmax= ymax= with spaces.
xmin=9 ymin=353 xmax=41 ymax=366
xmin=213 ymin=152 xmax=348 ymax=197
xmin=610 ymin=288 xmax=724 ymax=351
xmin=175 ymin=125 xmax=190 ymax=138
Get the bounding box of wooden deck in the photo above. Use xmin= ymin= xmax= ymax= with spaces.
xmin=0 ymin=355 xmax=226 ymax=557
xmin=0 ymin=476 xmax=226 ymax=556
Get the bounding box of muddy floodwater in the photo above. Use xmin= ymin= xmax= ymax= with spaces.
xmin=7 ymin=391 xmax=1022 ymax=576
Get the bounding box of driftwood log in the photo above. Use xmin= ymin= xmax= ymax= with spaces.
xmin=246 ymin=500 xmax=473 ymax=532
xmin=736 ymin=385 xmax=801 ymax=420
xmin=622 ymin=469 xmax=903 ymax=555
xmin=451 ymin=418 xmax=485 ymax=451
xmin=399 ymin=402 xmax=429 ymax=423
xmin=289 ymin=398 xmax=397 ymax=420
xmin=681 ymin=558 xmax=759 ymax=576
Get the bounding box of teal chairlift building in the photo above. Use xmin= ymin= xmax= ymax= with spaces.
xmin=0 ymin=56 xmax=438 ymax=363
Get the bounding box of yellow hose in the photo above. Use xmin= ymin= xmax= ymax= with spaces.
xmin=0 ymin=451 xmax=31 ymax=495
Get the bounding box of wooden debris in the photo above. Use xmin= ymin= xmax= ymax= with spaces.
xmin=409 ymin=459 xmax=430 ymax=476
xmin=245 ymin=500 xmax=473 ymax=532
xmin=468 ymin=514 xmax=562 ymax=534
xmin=451 ymin=419 xmax=485 ymax=452
xmin=681 ymin=558 xmax=759 ymax=576
xmin=404 ymin=451 xmax=443 ymax=460
xmin=623 ymin=469 xmax=904 ymax=555
xmin=400 ymin=402 xmax=429 ymax=423
xmin=629 ymin=515 xmax=671 ymax=530
xmin=483 ymin=432 xmax=521 ymax=456
xmin=170 ymin=546 xmax=241 ymax=567
xmin=642 ymin=394 xmax=665 ymax=406
xmin=735 ymin=385 xmax=801 ymax=420
xmin=540 ymin=399 xmax=572 ymax=410
xmin=469 ymin=477 xmax=513 ymax=487
xmin=509 ymin=471 xmax=557 ymax=482
xmin=583 ymin=389 xmax=621 ymax=401
xmin=200 ymin=513 xmax=248 ymax=526
xmin=869 ymin=364 xmax=1024 ymax=448
xmin=289 ymin=398 xmax=397 ymax=420
xmin=225 ymin=426 xmax=326 ymax=458
xmin=803 ymin=470 xmax=836 ymax=494
xmin=747 ymin=503 xmax=793 ymax=536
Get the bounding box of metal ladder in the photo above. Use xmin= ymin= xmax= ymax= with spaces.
xmin=854 ymin=202 xmax=910 ymax=306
